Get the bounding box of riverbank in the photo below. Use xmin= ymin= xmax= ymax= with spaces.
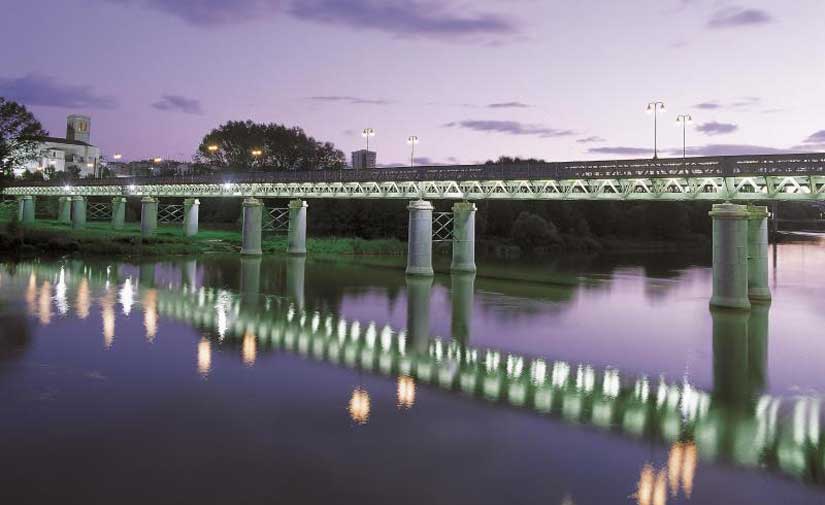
xmin=0 ymin=220 xmax=407 ymax=258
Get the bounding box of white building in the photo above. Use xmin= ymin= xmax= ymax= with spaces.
xmin=351 ymin=149 xmax=376 ymax=170
xmin=20 ymin=115 xmax=101 ymax=178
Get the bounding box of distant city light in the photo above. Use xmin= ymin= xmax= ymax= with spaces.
xmin=153 ymin=157 xmax=162 ymax=163
xmin=207 ymin=145 xmax=219 ymax=152
xmin=86 ymin=162 xmax=94 ymax=168
xmin=113 ymin=153 xmax=123 ymax=160
xmin=251 ymin=149 xmax=262 ymax=156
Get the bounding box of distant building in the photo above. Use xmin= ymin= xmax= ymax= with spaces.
xmin=351 ymin=149 xmax=376 ymax=170
xmin=20 ymin=115 xmax=101 ymax=178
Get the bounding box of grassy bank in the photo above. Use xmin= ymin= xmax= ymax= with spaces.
xmin=0 ymin=219 xmax=407 ymax=258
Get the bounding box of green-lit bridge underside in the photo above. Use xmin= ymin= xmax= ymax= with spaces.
xmin=6 ymin=153 xmax=825 ymax=201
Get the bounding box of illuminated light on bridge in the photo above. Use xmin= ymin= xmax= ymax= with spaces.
xmin=198 ymin=338 xmax=212 ymax=377
xmin=349 ymin=387 xmax=370 ymax=425
xmin=397 ymin=375 xmax=415 ymax=409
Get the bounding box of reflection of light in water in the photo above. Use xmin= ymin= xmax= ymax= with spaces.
xmin=397 ymin=375 xmax=415 ymax=409
xmin=653 ymin=470 xmax=666 ymax=505
xmin=349 ymin=387 xmax=370 ymax=425
xmin=119 ymin=278 xmax=134 ymax=315
xmin=38 ymin=281 xmax=52 ymax=325
xmin=667 ymin=443 xmax=683 ymax=496
xmin=242 ymin=331 xmax=256 ymax=366
xmin=637 ymin=464 xmax=654 ymax=505
xmin=25 ymin=273 xmax=37 ymax=315
xmin=76 ymin=278 xmax=90 ymax=319
xmin=214 ymin=291 xmax=232 ymax=340
xmin=682 ymin=442 xmax=696 ymax=498
xmin=198 ymin=338 xmax=211 ymax=376
xmin=101 ymin=290 xmax=116 ymax=349
xmin=55 ymin=267 xmax=68 ymax=315
xmin=143 ymin=289 xmax=158 ymax=342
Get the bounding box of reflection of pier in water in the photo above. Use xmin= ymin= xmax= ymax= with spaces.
xmin=5 ymin=259 xmax=825 ymax=488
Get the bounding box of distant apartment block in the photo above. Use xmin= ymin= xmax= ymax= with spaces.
xmin=351 ymin=149 xmax=376 ymax=170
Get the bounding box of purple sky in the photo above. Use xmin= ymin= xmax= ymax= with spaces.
xmin=2 ymin=0 xmax=824 ymax=164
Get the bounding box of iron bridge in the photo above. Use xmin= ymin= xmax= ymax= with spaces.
xmin=5 ymin=153 xmax=825 ymax=201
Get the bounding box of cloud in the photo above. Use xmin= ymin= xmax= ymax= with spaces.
xmin=695 ymin=121 xmax=738 ymax=136
xmin=103 ymin=0 xmax=281 ymax=26
xmin=707 ymin=7 xmax=773 ymax=29
xmin=0 ymin=73 xmax=116 ymax=109
xmin=289 ymin=0 xmax=518 ymax=39
xmin=802 ymin=130 xmax=825 ymax=144
xmin=694 ymin=101 xmax=722 ymax=110
xmin=445 ymin=120 xmax=575 ymax=138
xmin=588 ymin=146 xmax=654 ymax=156
xmin=308 ymin=95 xmax=391 ymax=105
xmin=487 ymin=101 xmax=530 ymax=109
xmin=151 ymin=94 xmax=203 ymax=114
xmin=576 ymin=136 xmax=606 ymax=143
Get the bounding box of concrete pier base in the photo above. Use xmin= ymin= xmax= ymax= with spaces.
xmin=406 ymin=275 xmax=433 ymax=354
xmin=406 ymin=199 xmax=434 ymax=276
xmin=451 ymin=272 xmax=475 ymax=344
xmin=140 ymin=197 xmax=158 ymax=238
xmin=18 ymin=196 xmax=35 ymax=224
xmin=57 ymin=196 xmax=72 ymax=224
xmin=241 ymin=197 xmax=263 ymax=256
xmin=184 ymin=198 xmax=199 ymax=237
xmin=451 ymin=201 xmax=476 ymax=273
xmin=709 ymin=203 xmax=751 ymax=310
xmin=286 ymin=256 xmax=306 ymax=311
xmin=287 ymin=199 xmax=308 ymax=255
xmin=71 ymin=196 xmax=86 ymax=229
xmin=111 ymin=197 xmax=126 ymax=229
xmin=747 ymin=205 xmax=771 ymax=302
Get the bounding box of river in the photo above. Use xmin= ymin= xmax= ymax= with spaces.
xmin=1 ymin=239 xmax=824 ymax=504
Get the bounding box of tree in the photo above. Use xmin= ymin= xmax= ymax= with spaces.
xmin=0 ymin=98 xmax=47 ymax=176
xmin=195 ymin=120 xmax=345 ymax=171
xmin=511 ymin=211 xmax=561 ymax=250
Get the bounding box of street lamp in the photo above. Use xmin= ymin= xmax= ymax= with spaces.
xmin=207 ymin=145 xmax=218 ymax=153
xmin=675 ymin=114 xmax=693 ymax=159
xmin=251 ymin=149 xmax=263 ymax=171
xmin=646 ymin=101 xmax=666 ymax=159
xmin=407 ymin=136 xmax=419 ymax=168
xmin=362 ymin=128 xmax=375 ymax=152
xmin=113 ymin=153 xmax=123 ymax=160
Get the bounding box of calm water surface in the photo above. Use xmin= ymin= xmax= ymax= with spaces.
xmin=2 ymin=239 xmax=825 ymax=504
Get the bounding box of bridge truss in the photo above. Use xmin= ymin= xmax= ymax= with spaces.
xmin=263 ymin=207 xmax=290 ymax=232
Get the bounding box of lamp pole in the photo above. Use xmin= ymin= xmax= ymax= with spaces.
xmin=675 ymin=114 xmax=692 ymax=159
xmin=407 ymin=136 xmax=419 ymax=168
xmin=646 ymin=101 xmax=666 ymax=159
xmin=362 ymin=128 xmax=375 ymax=152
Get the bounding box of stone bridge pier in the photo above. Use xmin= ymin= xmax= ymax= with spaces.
xmin=406 ymin=199 xmax=478 ymax=276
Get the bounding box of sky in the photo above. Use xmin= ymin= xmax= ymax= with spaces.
xmin=1 ymin=0 xmax=824 ymax=165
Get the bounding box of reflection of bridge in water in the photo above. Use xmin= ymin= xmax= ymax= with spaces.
xmin=5 ymin=259 xmax=824 ymax=489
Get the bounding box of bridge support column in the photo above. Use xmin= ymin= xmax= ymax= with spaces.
xmin=111 ymin=197 xmax=126 ymax=230
xmin=57 ymin=196 xmax=71 ymax=224
xmin=71 ymin=196 xmax=86 ymax=229
xmin=140 ymin=196 xmax=158 ymax=238
xmin=451 ymin=201 xmax=476 ymax=273
xmin=747 ymin=205 xmax=771 ymax=302
xmin=18 ymin=196 xmax=35 ymax=224
xmin=406 ymin=199 xmax=434 ymax=276
xmin=241 ymin=197 xmax=263 ymax=256
xmin=709 ymin=203 xmax=751 ymax=310
xmin=183 ymin=198 xmax=199 ymax=237
xmin=287 ymin=199 xmax=307 ymax=255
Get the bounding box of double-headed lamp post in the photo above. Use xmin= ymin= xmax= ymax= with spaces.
xmin=646 ymin=101 xmax=666 ymax=159
xmin=362 ymin=128 xmax=375 ymax=152
xmin=407 ymin=136 xmax=419 ymax=168
xmin=251 ymin=149 xmax=263 ymax=171
xmin=675 ymin=114 xmax=692 ymax=159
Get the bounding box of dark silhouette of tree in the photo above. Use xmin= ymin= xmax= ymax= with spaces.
xmin=195 ymin=120 xmax=345 ymax=172
xmin=0 ymin=98 xmax=46 ymax=176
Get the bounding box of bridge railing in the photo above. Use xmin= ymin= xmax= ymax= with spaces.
xmin=5 ymin=153 xmax=825 ymax=189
